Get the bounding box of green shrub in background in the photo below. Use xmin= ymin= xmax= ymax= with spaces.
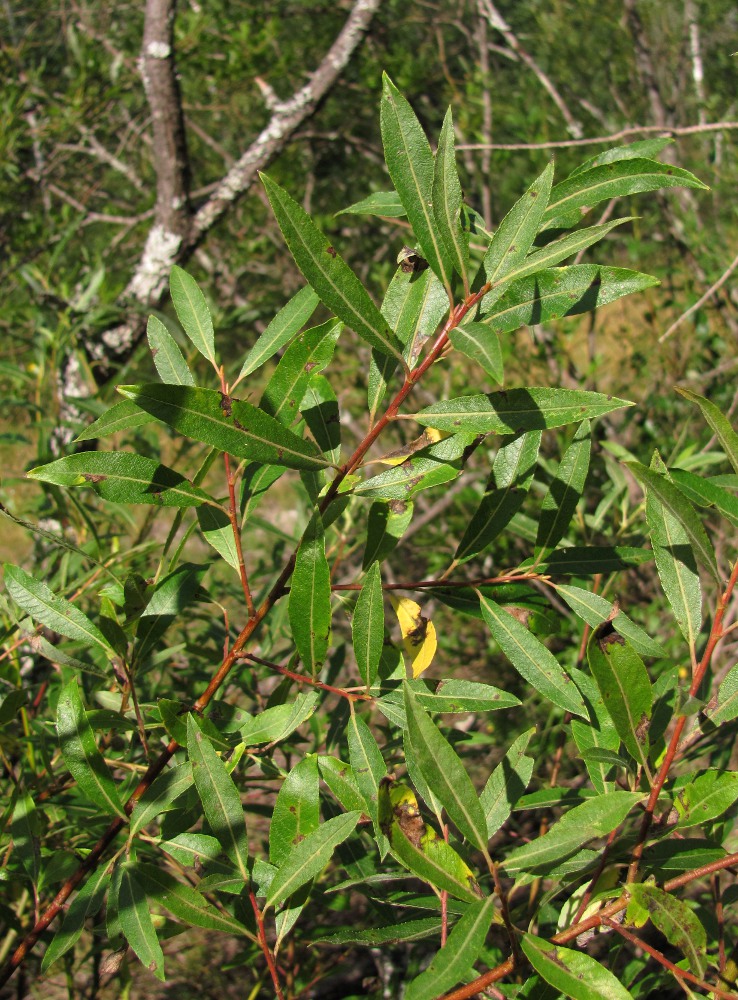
xmin=2 ymin=77 xmax=737 ymax=1000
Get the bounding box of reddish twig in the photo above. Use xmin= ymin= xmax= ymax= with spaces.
xmin=249 ymin=890 xmax=285 ymax=1000
xmin=242 ymin=654 xmax=371 ymax=703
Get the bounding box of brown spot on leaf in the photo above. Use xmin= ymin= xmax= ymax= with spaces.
xmin=220 ymin=392 xmax=233 ymax=417
xmin=388 ymin=499 xmax=408 ymax=514
xmin=82 ymin=473 xmax=107 ymax=483
xmin=326 ymin=246 xmax=337 ymax=258
xmin=595 ymin=620 xmax=625 ymax=651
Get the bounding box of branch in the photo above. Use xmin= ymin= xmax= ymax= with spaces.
xmin=660 ymin=248 xmax=738 ymax=342
xmin=456 ymin=119 xmax=738 ymax=152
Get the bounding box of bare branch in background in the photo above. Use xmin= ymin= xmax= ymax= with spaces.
xmin=660 ymin=249 xmax=738 ymax=342
xmin=477 ymin=0 xmax=582 ymax=138
xmin=457 ymin=119 xmax=738 ymax=151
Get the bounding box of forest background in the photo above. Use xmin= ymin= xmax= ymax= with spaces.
xmin=2 ymin=0 xmax=738 ymax=998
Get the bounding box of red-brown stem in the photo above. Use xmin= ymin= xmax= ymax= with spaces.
xmin=713 ymin=874 xmax=726 ymax=973
xmin=571 ymin=825 xmax=619 ymax=925
xmin=441 ymin=849 xmax=738 ymax=1000
xmin=0 ymin=282 xmax=494 ymax=988
xmin=330 ymin=571 xmax=543 ymax=592
xmin=627 ymin=556 xmax=738 ymax=883
xmin=440 ymin=889 xmax=448 ymax=947
xmin=249 ymin=890 xmax=285 ymax=1000
xmin=602 ymin=917 xmax=736 ymax=999
xmin=242 ymin=653 xmax=372 ymax=702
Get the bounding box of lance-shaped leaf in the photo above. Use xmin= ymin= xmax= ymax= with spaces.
xmin=146 ymin=314 xmax=196 ymax=385
xmin=289 ymin=512 xmax=331 ymax=676
xmin=675 ymin=769 xmax=738 ymax=828
xmin=363 ymin=498 xmax=414 ymax=568
xmin=479 ymin=266 xmax=659 ymax=336
xmin=187 ymin=714 xmax=249 ymax=882
xmin=117 ymin=862 xmax=166 ymax=981
xmin=676 ymin=387 xmax=738 ymax=475
xmin=118 ymin=384 xmax=329 ymax=471
xmin=542 ymin=157 xmax=708 ymax=230
xmin=448 ymin=323 xmax=503 ymax=383
xmin=238 ymin=285 xmax=319 ymax=379
xmin=387 ymin=816 xmax=483 ymax=903
xmin=196 ymin=504 xmax=240 ymax=572
xmin=480 ymin=596 xmax=587 ymax=718
xmin=380 ymin=74 xmax=454 ymax=291
xmin=347 ymin=711 xmax=386 ymax=829
xmin=74 ymin=399 xmax=153 ymax=442
xmin=5 ymin=565 xmax=112 ymax=655
xmin=482 ymin=162 xmax=553 ymax=302
xmin=521 ymin=933 xmax=633 ymax=1000
xmin=261 ymin=173 xmax=403 ymax=361
xmin=404 ymin=683 xmax=489 ymax=853
xmin=540 ymin=546 xmax=653 ymax=576
xmin=536 ymin=420 xmax=591 ymax=556
xmin=627 ymin=460 xmax=717 ymax=580
xmin=352 ymin=562 xmax=384 ymax=689
xmin=432 ymin=107 xmax=468 ymax=283
xmin=456 ymin=431 xmax=541 ymax=564
xmin=415 ymin=387 xmax=632 ymax=435
xmin=314 ymin=918 xmax=442 ymax=946
xmin=302 ymin=375 xmax=341 ymax=464
xmin=570 ymin=138 xmax=674 ymax=176
xmin=129 ymin=762 xmax=194 ymax=837
xmin=318 ymin=757 xmax=367 ymax=814
xmin=41 ymin=865 xmax=110 ymax=971
xmin=706 ymin=664 xmax=738 ymax=726
xmin=671 ymin=469 xmax=738 ymax=528
xmin=134 ymin=563 xmax=206 ymax=665
xmin=502 ymin=791 xmax=642 ymax=873
xmin=260 ymin=319 xmax=340 ymax=426
xmin=355 ymin=432 xmax=476 ymax=500
xmin=265 ymin=810 xmax=361 ymax=910
xmin=169 ymin=266 xmax=217 ymax=368
xmin=136 ymin=863 xmax=249 ymax=936
xmin=480 ymin=728 xmax=536 ymax=838
xmin=339 ymin=190 xmax=407 ymax=218
xmin=405 ymin=896 xmax=498 ymax=1000
xmin=556 ymin=585 xmax=662 ymax=658
xmin=626 ymin=882 xmax=706 ymax=976
xmin=270 ymin=756 xmax=320 ymax=867
xmin=587 ymin=625 xmax=652 ymax=770
xmin=28 ymin=451 xmax=216 ymax=508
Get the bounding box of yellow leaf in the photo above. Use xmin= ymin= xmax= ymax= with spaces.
xmin=370 ymin=428 xmax=444 ymax=467
xmin=390 ymin=596 xmax=437 ymax=678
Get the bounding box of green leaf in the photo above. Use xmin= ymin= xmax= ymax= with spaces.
xmin=380 ymin=74 xmax=454 ymax=292
xmin=405 ymin=678 xmax=520 ymax=714
xmin=118 ymin=384 xmax=329 ymax=471
xmin=265 ymin=811 xmax=361 ymax=910
xmin=479 ymin=596 xmax=587 ymax=718
xmin=347 ymin=711 xmax=386 ymax=830
xmin=363 ymin=499 xmax=414 ymax=569
xmin=642 ymin=456 xmax=703 ymax=647
xmin=41 ymin=865 xmax=110 ymax=971
xmin=302 ymin=374 xmax=341 ymax=464
xmin=388 ymin=823 xmax=482 ymax=903
xmin=238 ymin=285 xmax=319 ymax=379
xmin=74 ymin=399 xmax=153 ymax=442
xmin=555 ymin=585 xmax=663 ymax=658
xmin=543 ymin=157 xmax=708 ymax=230
xmin=675 ymin=770 xmax=738 ymax=828
xmin=570 ymin=138 xmax=674 ymax=176
xmin=480 ymin=728 xmax=536 ymax=838
xmin=521 ymin=933 xmax=633 ymax=999
xmin=448 ymin=323 xmax=503 ymax=382
xmin=352 ymin=562 xmax=384 ymax=689
xmin=169 ymin=266 xmax=217 ymax=368
xmin=314 ymin=918 xmax=442 ymax=946
xmin=270 ymin=756 xmax=320 ymax=867
xmin=479 ymin=266 xmax=659 ymax=336
xmin=455 ymin=431 xmax=541 ymax=563
xmin=536 ymin=420 xmax=591 ymax=555
xmin=482 ymin=162 xmax=553 ymax=302
xmin=404 ymin=683 xmax=489 ymax=854
xmin=676 ymin=387 xmax=738 ymax=475
xmin=338 ymin=190 xmax=407 ymax=218
xmin=671 ymin=469 xmax=738 ymax=528
xmin=260 ymin=319 xmax=340 ymax=426
xmin=706 ymin=663 xmax=738 ymax=726
xmin=241 ymin=462 xmax=284 ymax=524
xmin=587 ymin=625 xmax=652 ymax=769
xmin=196 ymin=504 xmax=240 ymax=572
xmin=134 ymin=563 xmax=207 ymax=665
xmin=355 ymin=432 xmax=476 ymax=500
xmin=539 ymin=546 xmax=653 ymax=577
xmin=502 ymin=791 xmax=641 ymax=874
xmin=432 ymin=107 xmax=468 ymax=283
xmin=136 ymin=862 xmax=249 ymax=936
xmin=261 ymin=173 xmax=403 ymax=361
xmin=0 ymin=689 xmax=26 ymax=726
xmin=405 ymin=896 xmax=498 ymax=1000
xmin=415 ymin=387 xmax=632 ymax=435
xmin=628 ymin=460 xmax=717 ymax=580
xmin=289 ymin=512 xmax=331 ymax=676
xmin=5 ymin=565 xmax=111 ymax=654
xmin=626 ymin=883 xmax=706 ymax=976
xmin=117 ymin=862 xmax=166 ymax=981
xmin=317 ymin=757 xmax=367 ymax=814
xmin=146 ymin=314 xmax=196 ymax=385
xmin=239 ymin=692 xmax=320 ymax=745
xmin=187 ymin=714 xmax=249 ymax=882
xmin=28 ymin=452 xmax=215 ymax=508
xmin=129 ymin=762 xmax=194 ymax=837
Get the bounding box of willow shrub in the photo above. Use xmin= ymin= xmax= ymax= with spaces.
xmin=3 ymin=76 xmax=738 ymax=1000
